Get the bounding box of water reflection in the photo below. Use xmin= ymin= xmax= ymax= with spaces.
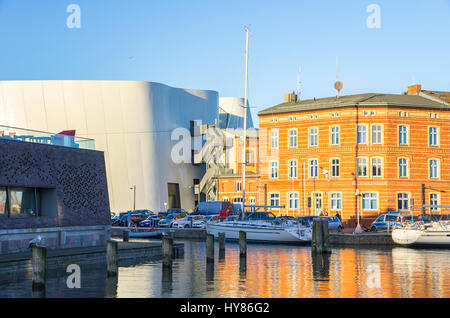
xmin=0 ymin=240 xmax=448 ymax=298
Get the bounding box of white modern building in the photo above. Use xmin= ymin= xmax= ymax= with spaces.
xmin=0 ymin=80 xmax=220 ymax=213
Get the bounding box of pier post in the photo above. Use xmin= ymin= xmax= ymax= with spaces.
xmin=321 ymin=218 xmax=331 ymax=254
xmin=162 ymin=236 xmax=174 ymax=268
xmin=206 ymin=233 xmax=215 ymax=263
xmin=106 ymin=240 xmax=119 ymax=277
xmin=31 ymin=244 xmax=47 ymax=291
xmin=122 ymin=229 xmax=130 ymax=242
xmin=311 ymin=219 xmax=324 ymax=253
xmin=218 ymin=232 xmax=225 ymax=257
xmin=239 ymin=231 xmax=247 ymax=257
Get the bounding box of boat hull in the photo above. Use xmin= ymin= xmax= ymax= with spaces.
xmin=392 ymin=228 xmax=450 ymax=246
xmin=128 ymin=230 xmax=165 ymax=238
xmin=206 ymin=223 xmax=310 ymax=244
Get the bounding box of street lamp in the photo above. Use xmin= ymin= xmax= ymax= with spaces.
xmin=130 ymin=185 xmax=136 ymax=212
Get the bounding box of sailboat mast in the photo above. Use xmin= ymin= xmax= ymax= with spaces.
xmin=242 ymin=27 xmax=250 ymax=213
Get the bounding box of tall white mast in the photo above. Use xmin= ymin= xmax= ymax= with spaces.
xmin=242 ymin=27 xmax=250 ymax=214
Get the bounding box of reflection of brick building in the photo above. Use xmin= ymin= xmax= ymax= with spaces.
xmin=218 ymin=85 xmax=449 ymax=224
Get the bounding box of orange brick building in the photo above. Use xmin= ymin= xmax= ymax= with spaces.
xmin=217 ymin=86 xmax=449 ymax=224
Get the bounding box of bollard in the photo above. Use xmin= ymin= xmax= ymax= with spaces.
xmin=122 ymin=229 xmax=130 ymax=242
xmin=106 ymin=240 xmax=119 ymax=277
xmin=206 ymin=233 xmax=215 ymax=263
xmin=311 ymin=219 xmax=324 ymax=253
xmin=239 ymin=231 xmax=247 ymax=257
xmin=321 ymin=218 xmax=332 ymax=254
xmin=218 ymin=232 xmax=226 ymax=253
xmin=31 ymin=244 xmax=47 ymax=291
xmin=162 ymin=236 xmax=174 ymax=268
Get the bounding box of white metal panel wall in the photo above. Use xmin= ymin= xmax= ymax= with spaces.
xmin=0 ymin=80 xmax=218 ymax=213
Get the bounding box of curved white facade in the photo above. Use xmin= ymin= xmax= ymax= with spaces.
xmin=218 ymin=97 xmax=254 ymax=129
xmin=0 ymin=80 xmax=218 ymax=213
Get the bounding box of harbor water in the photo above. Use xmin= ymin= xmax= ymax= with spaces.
xmin=0 ymin=239 xmax=448 ymax=298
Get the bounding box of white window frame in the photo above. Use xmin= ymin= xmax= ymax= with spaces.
xmin=362 ymin=193 xmax=378 ymax=211
xmin=330 ymin=192 xmax=342 ymax=211
xmin=357 ymin=157 xmax=368 ymax=177
xmin=398 ymin=125 xmax=408 ymax=145
xmin=289 ymin=160 xmax=298 ymax=179
xmin=398 ymin=158 xmax=409 ymax=178
xmin=309 ymin=127 xmax=318 ymax=147
xmin=428 ymin=126 xmax=439 ymax=147
xmin=371 ymin=157 xmax=383 ymax=178
xmin=309 ymin=159 xmax=318 ymax=178
xmin=330 ymin=158 xmax=340 ymax=178
xmin=270 ymin=129 xmax=279 ymax=149
xmin=357 ymin=125 xmax=367 ymax=144
xmin=331 ymin=126 xmax=340 ymax=146
xmin=429 ymin=159 xmax=439 ymax=179
xmin=371 ymin=124 xmax=383 ymax=145
xmin=288 ymin=129 xmax=298 ymax=148
xmin=397 ymin=193 xmax=410 ymax=211
xmin=288 ymin=192 xmax=299 ymax=210
xmin=270 ymin=160 xmax=279 ymax=179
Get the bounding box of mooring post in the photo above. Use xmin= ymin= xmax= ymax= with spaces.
xmin=321 ymin=218 xmax=331 ymax=254
xmin=162 ymin=236 xmax=174 ymax=268
xmin=106 ymin=240 xmax=119 ymax=277
xmin=239 ymin=231 xmax=247 ymax=257
xmin=218 ymin=232 xmax=225 ymax=253
xmin=122 ymin=229 xmax=130 ymax=242
xmin=312 ymin=219 xmax=324 ymax=253
xmin=206 ymin=233 xmax=215 ymax=263
xmin=31 ymin=244 xmax=47 ymax=291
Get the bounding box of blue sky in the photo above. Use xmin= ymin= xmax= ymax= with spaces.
xmin=1 ymin=0 xmax=449 ymax=125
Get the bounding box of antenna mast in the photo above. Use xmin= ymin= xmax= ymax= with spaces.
xmin=242 ymin=27 xmax=250 ymax=215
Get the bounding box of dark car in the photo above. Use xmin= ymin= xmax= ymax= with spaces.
xmin=118 ymin=210 xmax=154 ymax=226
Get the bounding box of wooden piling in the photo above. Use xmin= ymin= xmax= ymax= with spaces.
xmin=162 ymin=236 xmax=174 ymax=268
xmin=206 ymin=233 xmax=215 ymax=263
xmin=218 ymin=232 xmax=225 ymax=253
xmin=311 ymin=219 xmax=323 ymax=253
xmin=31 ymin=245 xmax=47 ymax=291
xmin=122 ymin=229 xmax=130 ymax=242
xmin=106 ymin=240 xmax=118 ymax=277
xmin=239 ymin=231 xmax=247 ymax=257
xmin=321 ymin=218 xmax=331 ymax=254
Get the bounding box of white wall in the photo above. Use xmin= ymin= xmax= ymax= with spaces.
xmin=0 ymin=80 xmax=218 ymax=213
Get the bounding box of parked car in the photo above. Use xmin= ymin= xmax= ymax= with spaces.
xmin=172 ymin=215 xmax=204 ymax=228
xmin=139 ymin=215 xmax=162 ymax=227
xmin=192 ymin=215 xmax=220 ymax=228
xmin=167 ymin=208 xmax=188 ymax=214
xmin=327 ymin=216 xmax=344 ymax=232
xmin=158 ymin=213 xmax=188 ymax=228
xmin=370 ymin=212 xmax=404 ymax=232
xmin=117 ymin=210 xmax=155 ymax=226
xmin=192 ymin=201 xmax=233 ymax=216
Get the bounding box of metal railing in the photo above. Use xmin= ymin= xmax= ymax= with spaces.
xmin=0 ymin=125 xmax=95 ymax=150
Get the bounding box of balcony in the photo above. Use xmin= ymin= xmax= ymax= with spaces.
xmin=0 ymin=125 xmax=95 ymax=150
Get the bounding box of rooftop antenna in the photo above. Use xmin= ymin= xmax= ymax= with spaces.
xmin=334 ymin=56 xmax=343 ymax=99
xmin=297 ymin=66 xmax=301 ymax=100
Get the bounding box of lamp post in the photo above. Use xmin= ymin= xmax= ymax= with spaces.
xmin=130 ymin=185 xmax=136 ymax=212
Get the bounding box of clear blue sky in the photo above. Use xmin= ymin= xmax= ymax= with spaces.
xmin=1 ymin=0 xmax=449 ymax=126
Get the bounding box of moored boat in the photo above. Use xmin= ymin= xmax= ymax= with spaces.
xmin=206 ymin=212 xmax=312 ymax=244
xmin=391 ymin=221 xmax=450 ymax=247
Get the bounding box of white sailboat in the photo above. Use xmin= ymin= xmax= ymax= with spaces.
xmin=206 ymin=212 xmax=312 ymax=243
xmin=391 ymin=221 xmax=450 ymax=247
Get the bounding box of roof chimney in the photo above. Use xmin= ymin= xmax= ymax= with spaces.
xmin=407 ymin=84 xmax=422 ymax=95
xmin=284 ymin=92 xmax=297 ymax=103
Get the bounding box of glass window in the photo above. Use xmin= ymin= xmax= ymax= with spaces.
xmin=270 ymin=129 xmax=278 ymax=149
xmin=331 ymin=126 xmax=339 ymax=145
xmin=270 ymin=161 xmax=278 ymax=179
xmin=9 ymin=187 xmax=39 ymax=217
xmin=289 ymin=129 xmax=297 ymax=148
xmin=330 ymin=193 xmax=342 ymax=210
xmin=372 ymin=125 xmax=382 ymax=144
xmin=310 ymin=159 xmax=318 ymax=178
xmin=331 ymin=159 xmax=340 ymax=177
xmin=362 ymin=193 xmax=378 ymax=211
xmin=357 ymin=158 xmax=367 ymax=177
xmin=399 ymin=158 xmax=408 ymax=178
xmin=289 ymin=160 xmax=297 ymax=179
xmin=270 ymin=193 xmax=280 ymax=207
xmin=399 ymin=126 xmax=408 ymax=145
xmin=0 ymin=187 xmax=7 ymax=215
xmin=236 ymin=181 xmax=242 ymax=192
xmin=357 ymin=125 xmax=367 ymax=144
xmin=429 ymin=159 xmax=438 ymax=179
xmin=397 ymin=193 xmax=409 ymax=211
xmin=372 ymin=158 xmax=382 ymax=177
xmin=429 ymin=127 xmax=438 ymax=146
xmin=288 ymin=193 xmax=299 ymax=210
xmin=309 ymin=128 xmax=318 ymax=146
xmin=430 ymin=193 xmax=439 ymax=212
